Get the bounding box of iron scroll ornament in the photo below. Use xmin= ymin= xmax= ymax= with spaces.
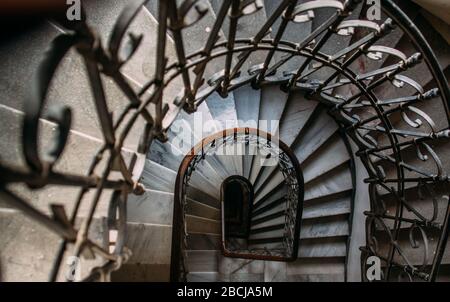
xmin=0 ymin=0 xmax=448 ymax=281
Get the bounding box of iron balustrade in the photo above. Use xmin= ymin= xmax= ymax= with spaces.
xmin=0 ymin=0 xmax=448 ymax=281
xmin=170 ymin=128 xmax=303 ymax=281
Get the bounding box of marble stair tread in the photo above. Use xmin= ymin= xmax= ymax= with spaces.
xmin=303 ymin=195 xmax=352 ymax=219
xmin=247 ymin=83 xmax=290 ymax=188
xmin=300 ymin=215 xmax=350 ymax=239
xmin=287 ymin=257 xmax=345 ymax=276
xmin=254 ymin=171 xmax=285 ymax=203
xmin=186 ymin=198 xmax=221 ymax=220
xmin=141 ymin=159 xmax=220 ymax=200
xmin=186 ymin=215 xmax=221 ymax=235
xmin=298 ymin=237 xmax=348 ymax=258
xmin=0 ymin=104 xmax=134 ymax=217
xmin=187 ymin=233 xmax=221 ymax=250
xmin=205 ymin=92 xmax=241 ymax=176
xmin=125 ymin=222 xmax=172 ymax=265
xmin=186 ymin=272 xmax=229 ymax=282
xmin=0 ymin=210 xmax=108 ymax=281
xmin=293 ymin=108 xmax=338 ymax=164
xmin=263 ymin=0 xmax=312 ymax=74
xmin=186 ymin=250 xmax=220 ymax=273
xmin=279 ymin=91 xmax=319 ymax=147
xmin=301 ymin=134 xmax=351 ymax=184
xmin=304 ymin=165 xmax=353 ymax=202
xmin=140 ymin=160 xmax=177 ymax=192
xmin=127 ymin=190 xmax=174 ymax=225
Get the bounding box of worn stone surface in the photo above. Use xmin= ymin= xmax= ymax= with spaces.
xmin=0 ymin=210 xmax=108 ymax=282
xmin=303 ymin=195 xmax=351 ymax=219
xmin=111 ymin=263 xmax=170 ymax=282
xmin=0 ymin=105 xmax=136 ymax=217
xmin=186 ymin=215 xmax=220 ymax=235
xmin=298 ymin=237 xmax=347 ymax=258
xmin=127 ymin=190 xmax=174 ymax=225
xmin=293 ymin=107 xmax=338 ymax=164
xmin=186 ymin=233 xmax=221 ymax=250
xmin=125 ymin=222 xmax=172 ymax=265
xmin=302 ymin=134 xmax=350 ymax=184
xmin=287 ymin=257 xmax=345 ymax=276
xmin=301 ymin=215 xmax=350 ymax=239
xmin=304 ymin=165 xmax=353 ymax=201
xmin=264 ymin=261 xmax=286 ymax=282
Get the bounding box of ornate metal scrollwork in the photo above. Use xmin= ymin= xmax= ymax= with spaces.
xmin=0 ymin=0 xmax=448 ymax=282
xmin=170 ymin=128 xmax=303 ymax=281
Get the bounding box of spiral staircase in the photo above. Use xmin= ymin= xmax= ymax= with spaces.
xmin=0 ymin=0 xmax=449 ymax=282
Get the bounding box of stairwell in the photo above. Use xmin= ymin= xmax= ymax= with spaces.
xmin=0 ymin=0 xmax=449 ymax=282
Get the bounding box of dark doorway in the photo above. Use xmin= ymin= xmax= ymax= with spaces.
xmin=221 ymin=176 xmax=254 ymax=239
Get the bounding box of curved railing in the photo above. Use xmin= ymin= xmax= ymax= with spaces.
xmin=170 ymin=128 xmax=303 ymax=281
xmin=0 ymin=0 xmax=448 ymax=281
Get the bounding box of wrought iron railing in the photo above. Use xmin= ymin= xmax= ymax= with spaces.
xmin=0 ymin=0 xmax=448 ymax=281
xmin=170 ymin=128 xmax=303 ymax=281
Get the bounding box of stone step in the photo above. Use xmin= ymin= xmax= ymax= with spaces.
xmin=248 ymin=152 xmax=265 ymax=184
xmin=186 ymin=233 xmax=221 ymax=250
xmin=252 ymin=97 xmax=321 ymax=193
xmin=0 ymin=209 xmax=108 ymax=281
xmin=251 ymin=215 xmax=285 ymax=230
xmin=375 ymin=138 xmax=449 ymax=194
xmin=186 ymin=272 xmax=228 ymax=282
xmin=298 ymin=236 xmax=348 ymax=258
xmin=300 ymin=215 xmax=350 ymax=239
xmin=259 ymin=83 xmax=289 ymax=136
xmin=162 ymin=129 xmax=228 ymax=188
xmin=250 ymin=214 xmax=350 ymax=240
xmin=150 ymin=0 xmax=228 ymax=82
xmin=304 ymin=164 xmax=353 ymax=202
xmin=186 ymin=186 xmax=220 ymax=209
xmin=286 ymin=273 xmax=345 ymax=282
xmin=0 ymin=104 xmax=135 ymax=217
xmin=125 ymin=222 xmax=172 ymax=266
xmin=186 ymin=250 xmax=220 ymax=273
xmin=186 ymin=251 xmax=266 ymax=282
xmin=375 ymin=227 xmax=450 ymax=266
xmin=186 ymin=198 xmax=221 ymax=221
xmin=287 ymin=257 xmax=345 ymax=276
xmin=111 ymin=263 xmax=169 ymax=281
xmin=263 ymin=0 xmax=312 ymax=75
xmin=209 ymin=0 xmax=267 ymax=71
xmin=380 ymin=184 xmax=448 ymax=230
xmin=0 ymin=1 xmax=178 ymax=151
xmin=204 ymin=92 xmax=241 ymax=176
xmin=233 ymin=85 xmax=262 ymax=179
xmin=279 ymin=91 xmax=319 ymax=147
xmin=187 ymin=215 xmax=221 ymax=235
xmin=248 ymin=83 xmax=290 ymax=185
xmin=219 ymin=257 xmax=265 ymax=276
xmin=251 ymin=199 xmax=285 ymax=223
xmin=254 ymin=171 xmax=285 ymax=203
xmin=303 ymin=195 xmax=352 ymax=220
xmin=127 ymin=190 xmax=174 ymax=225
xmin=263 ymin=260 xmax=287 ymax=282
xmin=253 ymin=184 xmax=287 ymax=212
xmin=293 ymin=107 xmax=338 ymax=164
xmin=309 ymin=2 xmax=362 ymax=82
xmin=233 ymin=85 xmax=261 ymax=129
xmin=301 ymin=134 xmax=351 ymax=184
xmin=142 ymin=157 xmax=221 ymax=200
xmin=140 ymin=160 xmax=177 ymax=192
xmin=264 ymin=257 xmax=345 ymax=282
xmin=248 ymin=235 xmax=348 ymax=259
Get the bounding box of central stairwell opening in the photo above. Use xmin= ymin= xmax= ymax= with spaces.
xmin=0 ymin=0 xmax=449 ymax=283
xmin=222 ymin=175 xmax=254 ymax=239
